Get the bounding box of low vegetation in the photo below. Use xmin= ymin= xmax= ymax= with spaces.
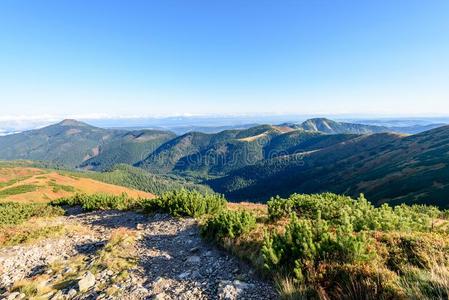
xmin=267 ymin=193 xmax=443 ymax=232
xmin=0 ymin=184 xmax=39 ymax=198
xmin=0 ymin=202 xmax=67 ymax=249
xmin=0 ymin=202 xmax=64 ymax=226
xmin=0 ymin=176 xmax=33 ymax=189
xmin=201 ymin=210 xmax=256 ymax=241
xmin=217 ymin=193 xmax=449 ymax=299
xmin=93 ymin=229 xmax=138 ymax=281
xmin=48 ymin=181 xmax=76 ymax=193
xmin=52 ymin=193 xmax=144 ymax=211
xmin=52 ymin=189 xmax=227 ymax=219
xmin=144 ymin=189 xmax=226 ymax=217
xmin=0 ymin=223 xmax=66 ymax=247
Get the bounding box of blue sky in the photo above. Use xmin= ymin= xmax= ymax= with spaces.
xmin=1 ymin=0 xmax=448 ymax=119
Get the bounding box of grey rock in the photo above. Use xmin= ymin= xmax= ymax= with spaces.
xmin=186 ymin=255 xmax=201 ymax=264
xmin=178 ymin=271 xmax=191 ymax=279
xmin=189 ymin=246 xmax=200 ymax=253
xmin=78 ymin=271 xmax=96 ymax=292
xmin=67 ymin=288 xmax=77 ymax=298
xmin=6 ymin=292 xmax=20 ymax=300
xmin=50 ymin=290 xmax=64 ymax=300
xmin=152 ymin=292 xmax=167 ymax=300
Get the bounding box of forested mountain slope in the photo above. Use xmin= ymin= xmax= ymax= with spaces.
xmin=210 ymin=126 xmax=449 ymax=208
xmin=0 ymin=120 xmax=175 ymax=169
xmin=137 ymin=124 xmax=356 ymax=176
xmin=0 ymin=120 xmax=117 ymax=167
xmin=80 ymin=130 xmax=175 ymax=171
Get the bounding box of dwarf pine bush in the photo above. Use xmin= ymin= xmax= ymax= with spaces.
xmin=52 ymin=193 xmax=144 ymax=211
xmin=0 ymin=202 xmax=64 ymax=226
xmin=145 ymin=189 xmax=226 ymax=217
xmin=262 ymin=212 xmax=373 ymax=283
xmin=201 ymin=210 xmax=256 ymax=241
xmin=267 ymin=193 xmax=441 ymax=232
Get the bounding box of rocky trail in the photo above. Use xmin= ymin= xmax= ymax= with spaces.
xmin=0 ymin=209 xmax=277 ymax=300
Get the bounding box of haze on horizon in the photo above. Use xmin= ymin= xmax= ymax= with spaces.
xmin=1 ymin=0 xmax=449 ymax=119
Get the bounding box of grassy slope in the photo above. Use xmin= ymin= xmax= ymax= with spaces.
xmin=0 ymin=166 xmax=154 ymax=203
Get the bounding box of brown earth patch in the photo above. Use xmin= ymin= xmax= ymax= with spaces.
xmin=0 ymin=167 xmax=154 ymax=203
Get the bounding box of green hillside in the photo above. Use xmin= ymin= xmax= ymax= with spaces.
xmin=0 ymin=120 xmax=116 ymax=167
xmin=80 ymin=130 xmax=175 ymax=171
xmin=0 ymin=120 xmax=175 ymax=169
xmin=137 ymin=124 xmax=350 ymax=176
xmin=69 ymin=164 xmax=212 ymax=195
xmin=209 ymin=126 xmax=449 ymax=208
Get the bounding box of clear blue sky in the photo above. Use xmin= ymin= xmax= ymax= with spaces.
xmin=1 ymin=0 xmax=448 ymax=119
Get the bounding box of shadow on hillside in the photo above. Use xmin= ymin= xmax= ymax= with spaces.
xmin=75 ymin=240 xmax=106 ymax=255
xmin=65 ymin=207 xmax=151 ymax=229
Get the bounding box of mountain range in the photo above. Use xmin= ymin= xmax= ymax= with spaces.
xmin=0 ymin=118 xmax=448 ymax=207
xmin=209 ymin=125 xmax=449 ymax=207
xmin=0 ymin=119 xmax=174 ymax=169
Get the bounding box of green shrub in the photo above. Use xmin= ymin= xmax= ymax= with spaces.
xmin=144 ymin=189 xmax=226 ymax=217
xmin=0 ymin=202 xmax=64 ymax=226
xmin=267 ymin=195 xmax=293 ymax=220
xmin=267 ymin=193 xmax=441 ymax=232
xmin=52 ymin=193 xmax=144 ymax=211
xmin=262 ymin=212 xmax=373 ymax=283
xmin=201 ymin=210 xmax=256 ymax=241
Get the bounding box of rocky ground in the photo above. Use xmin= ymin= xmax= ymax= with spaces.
xmin=0 ymin=209 xmax=277 ymax=299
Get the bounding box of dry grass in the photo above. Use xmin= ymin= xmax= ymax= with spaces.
xmin=399 ymin=257 xmax=449 ymax=299
xmin=11 ymin=276 xmax=54 ymax=298
xmin=227 ymin=202 xmax=268 ymax=217
xmin=0 ymin=167 xmax=154 ymax=203
xmin=237 ymin=132 xmax=268 ymax=142
xmin=93 ymin=228 xmax=138 ymax=278
xmin=0 ymin=217 xmax=90 ymax=247
xmin=275 ymin=276 xmax=309 ymax=300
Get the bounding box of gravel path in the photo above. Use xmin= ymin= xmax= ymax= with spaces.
xmin=0 ymin=209 xmax=277 ymax=299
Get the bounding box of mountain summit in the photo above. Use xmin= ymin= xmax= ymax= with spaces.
xmin=291 ymin=118 xmax=392 ymax=134
xmin=57 ymin=119 xmax=91 ymax=127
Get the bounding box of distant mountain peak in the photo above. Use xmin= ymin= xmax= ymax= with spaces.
xmin=304 ymin=117 xmax=334 ymax=122
xmin=288 ymin=118 xmax=392 ymax=135
xmin=58 ymin=119 xmax=89 ymax=127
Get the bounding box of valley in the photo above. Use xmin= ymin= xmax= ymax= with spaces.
xmin=1 ymin=118 xmax=448 ymax=207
